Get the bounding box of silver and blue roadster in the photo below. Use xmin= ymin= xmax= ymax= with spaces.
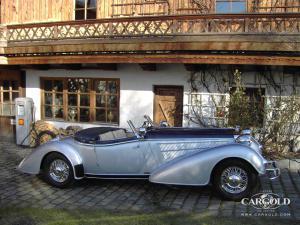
xmin=18 ymin=116 xmax=280 ymax=200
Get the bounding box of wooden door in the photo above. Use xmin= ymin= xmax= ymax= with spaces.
xmin=0 ymin=71 xmax=24 ymax=138
xmin=154 ymin=85 xmax=183 ymax=127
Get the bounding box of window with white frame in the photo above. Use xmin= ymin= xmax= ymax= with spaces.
xmin=186 ymin=92 xmax=230 ymax=127
xmin=75 ymin=0 xmax=97 ymax=20
xmin=186 ymin=88 xmax=265 ymax=128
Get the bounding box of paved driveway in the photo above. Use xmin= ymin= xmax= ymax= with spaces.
xmin=0 ymin=137 xmax=299 ymax=220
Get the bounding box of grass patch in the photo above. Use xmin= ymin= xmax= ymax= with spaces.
xmin=0 ymin=208 xmax=295 ymax=225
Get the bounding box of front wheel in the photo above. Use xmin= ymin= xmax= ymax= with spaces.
xmin=212 ymin=159 xmax=258 ymax=201
xmin=42 ymin=153 xmax=74 ymax=188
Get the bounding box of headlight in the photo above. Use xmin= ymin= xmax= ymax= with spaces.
xmin=236 ymin=135 xmax=263 ymax=154
xmin=236 ymin=135 xmax=251 ymax=145
xmin=241 ymin=129 xmax=251 ymax=135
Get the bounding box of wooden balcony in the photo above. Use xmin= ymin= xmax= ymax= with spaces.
xmin=1 ymin=13 xmax=299 ymax=41
xmin=0 ymin=13 xmax=299 ymax=66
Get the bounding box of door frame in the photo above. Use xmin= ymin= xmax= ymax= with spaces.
xmin=153 ymin=85 xmax=184 ymax=127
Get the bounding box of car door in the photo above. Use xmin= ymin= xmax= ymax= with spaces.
xmin=94 ymin=139 xmax=148 ymax=174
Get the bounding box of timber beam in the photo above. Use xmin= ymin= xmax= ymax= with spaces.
xmin=184 ymin=64 xmax=208 ymax=72
xmin=64 ymin=64 xmax=82 ymax=70
xmin=139 ymin=63 xmax=156 ymax=71
xmin=0 ymin=65 xmax=21 ymax=70
xmin=95 ymin=63 xmax=117 ymax=70
xmin=21 ymin=64 xmax=50 ymax=70
xmin=2 ymin=54 xmax=300 ymax=67
xmin=1 ymin=35 xmax=300 ymax=56
xmin=19 ymin=63 xmax=119 ymax=70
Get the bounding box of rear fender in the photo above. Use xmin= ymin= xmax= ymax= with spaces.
xmin=17 ymin=139 xmax=84 ymax=179
xmin=149 ymin=144 xmax=267 ymax=186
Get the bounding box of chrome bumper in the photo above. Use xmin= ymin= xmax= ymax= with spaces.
xmin=264 ymin=161 xmax=280 ymax=180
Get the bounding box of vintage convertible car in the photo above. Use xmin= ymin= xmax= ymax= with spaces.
xmin=18 ymin=116 xmax=280 ymax=200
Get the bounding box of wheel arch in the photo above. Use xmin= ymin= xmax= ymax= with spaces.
xmin=210 ymin=157 xmax=259 ymax=183
xmin=40 ymin=151 xmax=84 ymax=179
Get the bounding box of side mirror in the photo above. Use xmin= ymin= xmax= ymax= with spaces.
xmin=159 ymin=121 xmax=169 ymax=127
xmin=139 ymin=127 xmax=147 ymax=137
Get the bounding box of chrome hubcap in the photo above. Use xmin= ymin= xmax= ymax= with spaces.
xmin=221 ymin=166 xmax=248 ymax=194
xmin=49 ymin=159 xmax=70 ymax=183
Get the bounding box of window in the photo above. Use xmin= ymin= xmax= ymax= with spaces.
xmin=41 ymin=78 xmax=120 ymax=124
xmin=67 ymin=78 xmax=91 ymax=122
xmin=94 ymin=79 xmax=119 ymax=123
xmin=216 ymin=0 xmax=246 ymax=13
xmin=42 ymin=79 xmax=64 ymax=120
xmin=0 ymin=80 xmax=20 ymax=116
xmin=75 ymin=0 xmax=97 ymax=20
xmin=186 ymin=93 xmax=230 ymax=127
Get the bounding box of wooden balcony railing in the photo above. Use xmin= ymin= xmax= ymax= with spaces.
xmin=0 ymin=13 xmax=299 ymax=43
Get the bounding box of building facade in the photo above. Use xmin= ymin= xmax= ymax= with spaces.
xmin=0 ymin=0 xmax=299 ymax=137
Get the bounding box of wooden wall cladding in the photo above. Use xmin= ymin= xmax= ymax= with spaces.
xmin=251 ymin=0 xmax=300 ymax=13
xmin=102 ymin=0 xmax=216 ymax=17
xmin=96 ymin=0 xmax=300 ymax=17
xmin=1 ymin=0 xmax=73 ymax=25
xmin=110 ymin=0 xmax=170 ymax=17
xmin=176 ymin=0 xmax=215 ymax=14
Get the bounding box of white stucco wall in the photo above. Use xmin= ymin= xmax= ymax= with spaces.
xmin=25 ymin=64 xmax=300 ymax=129
xmin=25 ymin=64 xmax=190 ymax=129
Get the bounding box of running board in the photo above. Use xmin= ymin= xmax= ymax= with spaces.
xmin=85 ymin=174 xmax=149 ymax=179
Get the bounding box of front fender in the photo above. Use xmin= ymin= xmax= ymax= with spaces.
xmin=17 ymin=138 xmax=84 ymax=179
xmin=149 ymin=143 xmax=267 ymax=186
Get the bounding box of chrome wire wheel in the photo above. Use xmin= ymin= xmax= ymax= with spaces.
xmin=49 ymin=159 xmax=70 ymax=183
xmin=220 ymin=166 xmax=248 ymax=194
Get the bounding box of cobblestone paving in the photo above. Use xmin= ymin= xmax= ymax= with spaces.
xmin=0 ymin=138 xmax=299 ymax=220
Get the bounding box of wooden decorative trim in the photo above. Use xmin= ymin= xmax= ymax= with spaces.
xmin=0 ymin=13 xmax=299 ymax=43
xmin=4 ymin=34 xmax=300 ymax=55
xmin=5 ymin=54 xmax=300 ymax=67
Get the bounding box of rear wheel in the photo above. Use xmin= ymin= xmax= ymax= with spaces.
xmin=212 ymin=159 xmax=258 ymax=201
xmin=42 ymin=153 xmax=74 ymax=188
